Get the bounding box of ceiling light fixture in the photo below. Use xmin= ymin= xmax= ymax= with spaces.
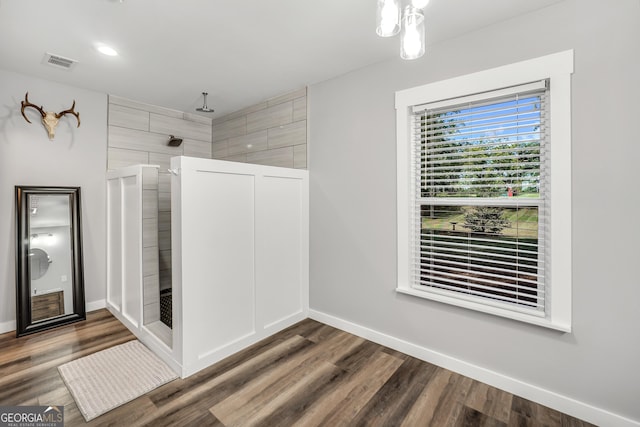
xmin=97 ymin=45 xmax=118 ymax=56
xmin=195 ymin=92 xmax=214 ymax=113
xmin=376 ymin=0 xmax=428 ymax=60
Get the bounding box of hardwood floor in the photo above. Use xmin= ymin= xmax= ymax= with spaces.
xmin=0 ymin=310 xmax=595 ymax=426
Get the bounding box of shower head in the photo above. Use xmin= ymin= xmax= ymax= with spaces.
xmin=196 ymin=92 xmax=215 ymax=113
xmin=168 ymin=135 xmax=183 ymax=146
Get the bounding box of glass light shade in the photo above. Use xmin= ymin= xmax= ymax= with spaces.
xmin=411 ymin=0 xmax=430 ymax=9
xmin=376 ymin=0 xmax=400 ymax=37
xmin=400 ymin=6 xmax=425 ymax=60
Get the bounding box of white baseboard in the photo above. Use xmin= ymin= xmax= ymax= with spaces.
xmin=0 ymin=320 xmax=16 ymax=335
xmin=86 ymin=299 xmax=106 ymax=312
xmin=309 ymin=309 xmax=639 ymax=427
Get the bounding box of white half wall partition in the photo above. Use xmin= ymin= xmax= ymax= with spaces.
xmin=107 ymin=159 xmax=308 ymax=377
xmin=171 ymin=157 xmax=309 ymax=377
xmin=171 ymin=156 xmax=309 ymax=377
xmin=106 ymin=165 xmax=177 ymax=372
xmin=107 ymin=165 xmax=155 ymax=329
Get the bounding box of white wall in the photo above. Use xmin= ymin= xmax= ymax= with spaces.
xmin=309 ymin=0 xmax=640 ymax=425
xmin=0 ymin=69 xmax=108 ymax=330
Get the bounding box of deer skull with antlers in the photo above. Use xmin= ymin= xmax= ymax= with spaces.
xmin=21 ymin=92 xmax=81 ymax=140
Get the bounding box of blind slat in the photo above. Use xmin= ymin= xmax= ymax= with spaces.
xmin=420 ymin=100 xmax=543 ymax=129
xmin=420 ymin=231 xmax=541 ymax=248
xmin=421 ymin=239 xmax=541 ymax=257
xmin=415 ymin=256 xmax=544 ymax=279
xmin=417 ymin=264 xmax=541 ymax=287
xmin=420 ymin=246 xmax=539 ymax=265
xmin=415 ymin=279 xmax=544 ymax=307
xmin=412 ymin=80 xmax=547 ymax=113
xmin=423 ymin=146 xmax=540 ymax=162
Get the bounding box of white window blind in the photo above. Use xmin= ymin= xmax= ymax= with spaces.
xmin=409 ymin=81 xmax=549 ymax=315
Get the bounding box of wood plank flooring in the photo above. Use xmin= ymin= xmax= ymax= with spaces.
xmin=0 ymin=310 xmax=595 ymax=426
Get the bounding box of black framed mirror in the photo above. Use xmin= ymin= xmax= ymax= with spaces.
xmin=15 ymin=186 xmax=86 ymax=337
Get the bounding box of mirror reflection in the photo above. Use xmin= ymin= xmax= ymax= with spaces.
xmin=28 ymin=194 xmax=74 ymax=321
xmin=29 ymin=248 xmax=51 ymax=280
xmin=15 ymin=186 xmax=85 ymax=337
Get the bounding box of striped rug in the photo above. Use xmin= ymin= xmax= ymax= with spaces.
xmin=58 ymin=340 xmax=178 ymax=421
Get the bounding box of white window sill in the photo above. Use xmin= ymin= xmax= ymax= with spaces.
xmin=396 ymin=287 xmax=571 ymax=333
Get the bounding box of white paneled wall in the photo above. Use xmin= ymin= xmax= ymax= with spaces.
xmin=107 ymin=165 xmax=175 ymax=369
xmin=107 ymin=165 xmax=161 ymax=330
xmin=172 ymin=156 xmax=309 ymax=377
xmin=212 ymin=88 xmax=307 ymax=169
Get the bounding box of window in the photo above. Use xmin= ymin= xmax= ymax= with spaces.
xmin=396 ymin=51 xmax=573 ymax=331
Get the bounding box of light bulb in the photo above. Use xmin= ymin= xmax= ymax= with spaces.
xmin=411 ymin=0 xmax=430 ymax=9
xmin=46 ymin=233 xmax=57 ymax=246
xmin=376 ymin=0 xmax=400 ymax=37
xmin=380 ymin=7 xmax=397 ymax=34
xmin=403 ymin=27 xmax=421 ymax=58
xmin=401 ymin=6 xmax=425 ymax=60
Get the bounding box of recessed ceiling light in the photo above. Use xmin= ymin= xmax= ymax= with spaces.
xmin=97 ymin=45 xmax=118 ymax=56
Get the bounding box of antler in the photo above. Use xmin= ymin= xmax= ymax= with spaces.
xmin=56 ymin=100 xmax=81 ymax=127
xmin=21 ymin=92 xmax=46 ymax=124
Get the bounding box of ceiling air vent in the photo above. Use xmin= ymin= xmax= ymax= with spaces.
xmin=43 ymin=53 xmax=78 ymax=70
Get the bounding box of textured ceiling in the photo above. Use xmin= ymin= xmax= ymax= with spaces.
xmin=0 ymin=0 xmax=563 ymax=116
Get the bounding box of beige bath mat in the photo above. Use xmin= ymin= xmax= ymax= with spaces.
xmin=58 ymin=340 xmax=178 ymax=421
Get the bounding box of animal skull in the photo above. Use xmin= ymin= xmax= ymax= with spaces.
xmin=42 ymin=112 xmax=62 ymax=140
xmin=21 ymin=92 xmax=81 ymax=140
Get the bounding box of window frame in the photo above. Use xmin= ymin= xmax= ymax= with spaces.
xmin=396 ymin=50 xmax=574 ymax=332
